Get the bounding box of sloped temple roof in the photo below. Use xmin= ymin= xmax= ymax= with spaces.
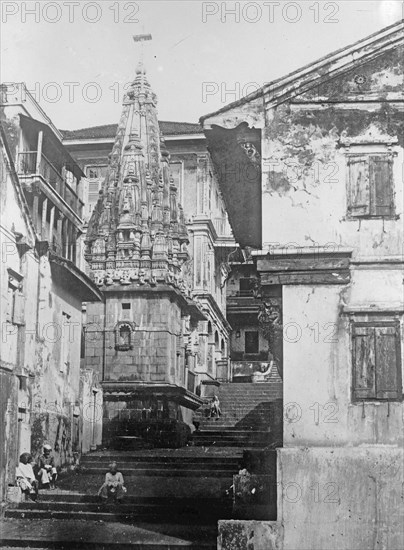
xmin=62 ymin=121 xmax=202 ymax=141
xmin=200 ymin=20 xmax=404 ymax=125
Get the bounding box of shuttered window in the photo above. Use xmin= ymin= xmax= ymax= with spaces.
xmin=88 ymin=181 xmax=100 ymax=201
xmin=7 ymin=269 xmax=23 ymax=324
xmin=352 ymin=322 xmax=402 ymax=401
xmin=347 ymin=155 xmax=394 ymax=218
xmin=13 ymin=292 xmax=25 ymax=325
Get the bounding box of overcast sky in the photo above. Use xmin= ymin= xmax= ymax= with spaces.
xmin=2 ymin=1 xmax=403 ymax=130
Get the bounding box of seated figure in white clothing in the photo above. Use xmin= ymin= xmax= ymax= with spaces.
xmin=251 ymin=360 xmax=273 ymax=383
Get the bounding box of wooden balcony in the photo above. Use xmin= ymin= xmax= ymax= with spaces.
xmin=18 ymin=151 xmax=84 ymax=221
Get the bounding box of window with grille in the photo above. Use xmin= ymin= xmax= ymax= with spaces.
xmin=352 ymin=320 xmax=402 ymax=401
xmin=347 ymin=154 xmax=394 ymax=218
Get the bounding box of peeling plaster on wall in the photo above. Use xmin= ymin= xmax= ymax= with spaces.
xmin=261 ymin=102 xmax=403 ymax=253
xmin=298 ymin=46 xmax=404 ymax=101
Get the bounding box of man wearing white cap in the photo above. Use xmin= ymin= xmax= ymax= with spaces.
xmin=37 ymin=444 xmax=58 ymax=490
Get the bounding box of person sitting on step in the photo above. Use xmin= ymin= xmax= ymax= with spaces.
xmin=37 ymin=444 xmax=58 ymax=490
xmin=16 ymin=453 xmax=38 ymax=501
xmin=210 ymin=395 xmax=222 ymax=419
xmin=98 ymin=461 xmax=126 ymax=503
xmin=251 ymin=359 xmax=274 ymax=383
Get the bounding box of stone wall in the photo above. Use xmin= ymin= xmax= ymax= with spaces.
xmin=278 ymin=447 xmax=404 ymax=550
xmin=282 ymin=285 xmax=403 ymax=447
xmin=85 ymin=291 xmax=183 ymax=385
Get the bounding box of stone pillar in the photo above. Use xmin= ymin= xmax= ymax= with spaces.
xmin=57 ymin=213 xmax=64 ymax=257
xmin=49 ymin=206 xmax=55 ymax=247
xmin=35 ymin=130 xmax=43 ymax=173
xmin=64 ymin=220 xmax=69 ymax=259
xmin=32 ymin=187 xmax=40 ymax=234
xmin=41 ymin=197 xmax=48 ymax=240
xmin=196 ymin=155 xmax=209 ymax=216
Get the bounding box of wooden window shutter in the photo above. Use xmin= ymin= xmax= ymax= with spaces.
xmin=6 ymin=288 xmax=14 ymax=322
xmin=348 ymin=156 xmax=370 ymax=217
xmin=88 ymin=181 xmax=100 ymax=202
xmin=369 ymin=155 xmax=394 ymax=217
xmin=375 ymin=325 xmax=401 ymax=399
xmin=352 ymin=325 xmax=375 ymax=399
xmin=12 ymin=292 xmax=25 ymax=325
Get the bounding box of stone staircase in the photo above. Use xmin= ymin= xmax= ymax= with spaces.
xmin=5 ymin=493 xmax=232 ymax=524
xmin=192 ymin=382 xmax=283 ymax=448
xmin=3 ymin=449 xmax=242 ymax=549
xmin=2 ymin=384 xmax=282 ymax=547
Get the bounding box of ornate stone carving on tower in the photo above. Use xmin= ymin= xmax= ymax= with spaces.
xmin=85 ymin=63 xmax=190 ymax=295
xmin=83 ymin=59 xmax=205 ymax=448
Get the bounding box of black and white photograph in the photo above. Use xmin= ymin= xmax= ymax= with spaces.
xmin=0 ymin=1 xmax=403 ymax=548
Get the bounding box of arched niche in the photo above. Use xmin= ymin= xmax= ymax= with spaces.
xmin=114 ymin=321 xmax=135 ymax=351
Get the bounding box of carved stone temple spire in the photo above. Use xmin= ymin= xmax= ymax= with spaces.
xmin=85 ymin=62 xmax=190 ymax=292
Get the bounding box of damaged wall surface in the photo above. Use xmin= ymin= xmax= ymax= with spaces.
xmin=0 ymin=88 xmax=103 ymax=502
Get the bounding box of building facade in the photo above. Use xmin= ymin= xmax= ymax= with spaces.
xmin=0 ymin=84 xmax=103 ymax=501
xmin=201 ymin=21 xmax=404 ymax=550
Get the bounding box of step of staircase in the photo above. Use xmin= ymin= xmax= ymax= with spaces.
xmin=80 ymin=458 xmax=239 ymax=468
xmin=77 ymin=467 xmax=235 ymax=477
xmin=192 ymin=382 xmax=282 ymax=448
xmin=5 ymin=495 xmax=232 ymax=524
xmin=0 ymin=518 xmax=217 ymax=549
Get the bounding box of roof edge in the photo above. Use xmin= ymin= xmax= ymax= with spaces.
xmin=200 ymin=19 xmax=404 ymax=124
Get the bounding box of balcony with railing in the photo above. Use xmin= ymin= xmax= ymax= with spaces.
xmin=18 ymin=151 xmax=84 ymax=220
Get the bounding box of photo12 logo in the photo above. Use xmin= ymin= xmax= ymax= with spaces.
xmin=202 ymin=81 xmax=262 ymax=104
xmin=1 ymin=81 xmax=137 ymax=106
xmin=202 ymin=2 xmax=340 ymax=24
xmin=1 ymin=1 xmax=140 ymax=24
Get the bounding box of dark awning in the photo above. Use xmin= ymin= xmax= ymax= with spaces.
xmin=204 ymin=122 xmax=262 ymax=249
xmin=49 ymin=252 xmax=104 ymax=302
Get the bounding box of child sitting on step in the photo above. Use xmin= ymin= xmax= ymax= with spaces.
xmin=16 ymin=453 xmax=38 ymax=501
xmin=210 ymin=395 xmax=222 ymax=418
xmin=98 ymin=462 xmax=127 ymax=503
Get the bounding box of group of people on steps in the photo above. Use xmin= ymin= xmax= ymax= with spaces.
xmin=16 ymin=446 xmax=126 ymax=504
xmin=16 ymin=444 xmax=58 ymax=501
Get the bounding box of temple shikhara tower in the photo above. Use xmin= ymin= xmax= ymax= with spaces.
xmin=84 ymin=62 xmax=205 ymax=445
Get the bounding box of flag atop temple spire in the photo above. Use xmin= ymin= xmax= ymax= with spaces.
xmin=85 ymin=49 xmax=191 ymax=294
